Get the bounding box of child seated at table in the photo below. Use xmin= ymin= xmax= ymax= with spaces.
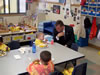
xmin=27 ymin=51 xmax=54 ymax=75
xmin=62 ymin=63 xmax=74 ymax=75
xmin=35 ymin=32 xmax=47 ymax=48
xmin=0 ymin=36 xmax=10 ymax=52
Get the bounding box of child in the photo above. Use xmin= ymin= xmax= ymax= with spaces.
xmin=0 ymin=36 xmax=10 ymax=51
xmin=27 ymin=51 xmax=54 ymax=75
xmin=35 ymin=32 xmax=47 ymax=48
xmin=63 ymin=63 xmax=74 ymax=75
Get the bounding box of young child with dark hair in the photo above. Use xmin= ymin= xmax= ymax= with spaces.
xmin=27 ymin=51 xmax=54 ymax=75
xmin=0 ymin=36 xmax=10 ymax=51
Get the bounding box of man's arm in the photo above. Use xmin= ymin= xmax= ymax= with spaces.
xmin=53 ymin=29 xmax=59 ymax=42
xmin=66 ymin=27 xmax=75 ymax=47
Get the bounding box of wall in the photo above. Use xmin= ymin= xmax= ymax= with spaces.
xmin=45 ymin=3 xmax=77 ymax=25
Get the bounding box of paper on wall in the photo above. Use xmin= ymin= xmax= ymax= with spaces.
xmin=64 ymin=4 xmax=71 ymax=18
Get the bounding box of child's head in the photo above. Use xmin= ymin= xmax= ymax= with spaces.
xmin=40 ymin=51 xmax=51 ymax=65
xmin=36 ymin=32 xmax=44 ymax=40
xmin=0 ymin=36 xmax=3 ymax=45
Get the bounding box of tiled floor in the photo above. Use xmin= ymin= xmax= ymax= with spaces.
xmin=79 ymin=47 xmax=100 ymax=65
xmin=78 ymin=46 xmax=100 ymax=75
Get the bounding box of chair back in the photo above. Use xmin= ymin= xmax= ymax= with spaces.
xmin=72 ymin=63 xmax=87 ymax=75
xmin=71 ymin=43 xmax=79 ymax=51
xmin=8 ymin=41 xmax=20 ymax=50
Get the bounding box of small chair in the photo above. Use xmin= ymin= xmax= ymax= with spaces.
xmin=71 ymin=43 xmax=79 ymax=66
xmin=71 ymin=43 xmax=79 ymax=51
xmin=8 ymin=41 xmax=20 ymax=50
xmin=72 ymin=63 xmax=87 ymax=75
xmin=49 ymin=71 xmax=64 ymax=75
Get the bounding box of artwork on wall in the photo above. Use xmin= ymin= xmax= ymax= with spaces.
xmin=96 ymin=8 xmax=100 ymax=16
xmin=89 ymin=0 xmax=97 ymax=6
xmin=97 ymin=0 xmax=100 ymax=6
xmin=81 ymin=0 xmax=100 ymax=16
xmin=89 ymin=7 xmax=96 ymax=16
xmin=73 ymin=16 xmax=76 ymax=21
xmin=26 ymin=0 xmax=33 ymax=3
xmin=53 ymin=5 xmax=60 ymax=14
xmin=81 ymin=6 xmax=88 ymax=15
xmin=63 ymin=4 xmax=71 ymax=19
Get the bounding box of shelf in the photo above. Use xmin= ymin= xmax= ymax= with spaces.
xmin=0 ymin=30 xmax=37 ymax=36
xmin=71 ymin=4 xmax=81 ymax=6
xmin=81 ymin=14 xmax=100 ymax=18
xmin=0 ymin=13 xmax=25 ymax=16
xmin=45 ymin=1 xmax=64 ymax=5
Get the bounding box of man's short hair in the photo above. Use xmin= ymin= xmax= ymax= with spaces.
xmin=40 ymin=51 xmax=51 ymax=63
xmin=0 ymin=36 xmax=3 ymax=42
xmin=55 ymin=20 xmax=64 ymax=27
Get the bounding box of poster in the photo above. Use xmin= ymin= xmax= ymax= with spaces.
xmin=89 ymin=7 xmax=96 ymax=16
xmin=64 ymin=4 xmax=71 ymax=18
xmin=81 ymin=6 xmax=88 ymax=15
xmin=53 ymin=5 xmax=60 ymax=14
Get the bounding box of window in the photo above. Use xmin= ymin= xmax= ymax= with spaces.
xmin=0 ymin=0 xmax=27 ymax=14
xmin=19 ymin=0 xmax=26 ymax=13
xmin=0 ymin=0 xmax=4 ymax=13
xmin=10 ymin=0 xmax=17 ymax=13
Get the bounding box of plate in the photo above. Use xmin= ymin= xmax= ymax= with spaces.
xmin=0 ymin=50 xmax=7 ymax=57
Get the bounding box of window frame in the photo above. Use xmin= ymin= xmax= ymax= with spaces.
xmin=0 ymin=0 xmax=27 ymax=15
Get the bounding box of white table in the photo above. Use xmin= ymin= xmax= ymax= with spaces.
xmin=0 ymin=43 xmax=84 ymax=75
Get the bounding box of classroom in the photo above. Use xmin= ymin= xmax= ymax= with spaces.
xmin=0 ymin=0 xmax=100 ymax=75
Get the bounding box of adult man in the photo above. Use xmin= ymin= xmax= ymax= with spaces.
xmin=53 ymin=20 xmax=75 ymax=48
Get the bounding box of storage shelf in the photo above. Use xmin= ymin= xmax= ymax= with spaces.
xmin=71 ymin=4 xmax=81 ymax=6
xmin=81 ymin=14 xmax=100 ymax=18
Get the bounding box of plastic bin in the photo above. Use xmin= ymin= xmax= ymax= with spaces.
xmin=25 ymin=34 xmax=36 ymax=41
xmin=3 ymin=36 xmax=11 ymax=43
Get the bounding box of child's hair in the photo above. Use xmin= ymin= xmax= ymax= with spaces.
xmin=36 ymin=32 xmax=44 ymax=38
xmin=40 ymin=51 xmax=51 ymax=64
xmin=0 ymin=36 xmax=3 ymax=42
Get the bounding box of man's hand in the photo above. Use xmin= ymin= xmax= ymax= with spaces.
xmin=57 ymin=32 xmax=64 ymax=38
xmin=65 ymin=45 xmax=67 ymax=47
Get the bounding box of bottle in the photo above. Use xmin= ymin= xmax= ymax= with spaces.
xmin=51 ymin=40 xmax=54 ymax=45
xmin=32 ymin=43 xmax=36 ymax=53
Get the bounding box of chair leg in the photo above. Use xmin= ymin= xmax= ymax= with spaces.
xmin=72 ymin=60 xmax=77 ymax=66
xmin=64 ymin=62 xmax=68 ymax=68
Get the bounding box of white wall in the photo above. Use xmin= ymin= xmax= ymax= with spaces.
xmin=45 ymin=4 xmax=77 ymax=25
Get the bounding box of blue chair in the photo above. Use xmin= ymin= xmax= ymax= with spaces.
xmin=65 ymin=43 xmax=79 ymax=68
xmin=8 ymin=41 xmax=20 ymax=50
xmin=49 ymin=71 xmax=64 ymax=75
xmin=72 ymin=63 xmax=87 ymax=75
xmin=71 ymin=43 xmax=79 ymax=51
xmin=44 ymin=21 xmax=56 ymax=35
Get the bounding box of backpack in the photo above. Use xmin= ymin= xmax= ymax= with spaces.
xmin=84 ymin=17 xmax=92 ymax=29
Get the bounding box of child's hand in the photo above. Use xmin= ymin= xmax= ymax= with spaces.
xmin=44 ymin=39 xmax=48 ymax=44
xmin=6 ymin=47 xmax=10 ymax=51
